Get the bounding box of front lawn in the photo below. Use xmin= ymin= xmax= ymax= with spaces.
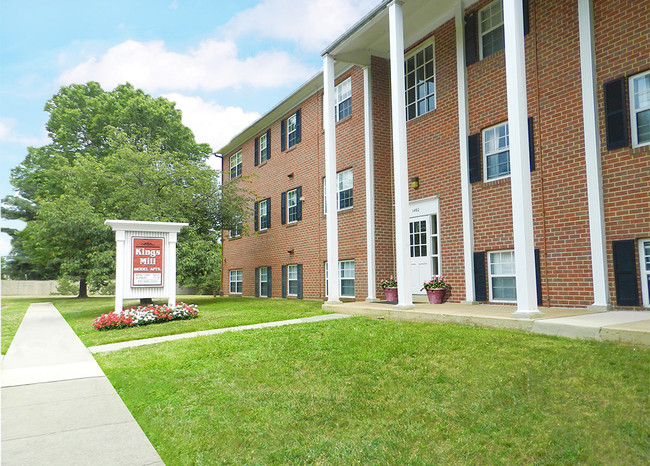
xmin=1 ymin=296 xmax=328 ymax=351
xmin=95 ymin=317 xmax=650 ymax=465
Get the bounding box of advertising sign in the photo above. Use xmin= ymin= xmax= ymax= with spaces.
xmin=132 ymin=237 xmax=164 ymax=287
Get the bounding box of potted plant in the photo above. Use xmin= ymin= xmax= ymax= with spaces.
xmin=421 ymin=275 xmax=449 ymax=304
xmin=379 ymin=275 xmax=398 ymax=303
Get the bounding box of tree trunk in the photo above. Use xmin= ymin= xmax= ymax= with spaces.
xmin=77 ymin=278 xmax=88 ymax=298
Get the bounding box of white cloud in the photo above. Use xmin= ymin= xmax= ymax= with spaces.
xmin=0 ymin=119 xmax=49 ymax=146
xmin=163 ymin=93 xmax=260 ymax=152
xmin=0 ymin=233 xmax=11 ymax=257
xmin=59 ymin=39 xmax=314 ymax=93
xmin=223 ymin=0 xmax=379 ymax=51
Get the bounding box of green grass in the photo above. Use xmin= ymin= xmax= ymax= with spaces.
xmin=1 ymin=296 xmax=328 ymax=351
xmin=95 ymin=317 xmax=650 ymax=465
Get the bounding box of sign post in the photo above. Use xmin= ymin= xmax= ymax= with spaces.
xmin=105 ymin=220 xmax=188 ymax=313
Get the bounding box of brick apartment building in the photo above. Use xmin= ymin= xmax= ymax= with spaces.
xmin=220 ymin=0 xmax=649 ymax=315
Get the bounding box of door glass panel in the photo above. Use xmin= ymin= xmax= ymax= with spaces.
xmin=410 ymin=220 xmax=427 ymax=258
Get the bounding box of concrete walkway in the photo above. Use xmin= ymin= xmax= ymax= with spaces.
xmin=1 ymin=303 xmax=164 ymax=466
xmin=323 ymin=301 xmax=650 ymax=347
xmin=89 ymin=313 xmax=351 ymax=354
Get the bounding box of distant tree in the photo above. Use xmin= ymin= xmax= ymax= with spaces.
xmin=3 ymin=82 xmax=251 ymax=297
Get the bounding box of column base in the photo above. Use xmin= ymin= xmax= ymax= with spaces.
xmin=460 ymin=300 xmax=479 ymax=305
xmin=366 ymin=297 xmax=380 ymax=303
xmin=587 ymin=303 xmax=614 ymax=312
xmin=511 ymin=309 xmax=544 ymax=319
xmin=394 ymin=303 xmax=415 ymax=310
xmin=326 ymin=300 xmax=342 ymax=305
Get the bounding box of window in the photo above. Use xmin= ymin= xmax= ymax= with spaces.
xmin=287 ymin=264 xmax=298 ymax=296
xmin=483 ymin=122 xmax=510 ymax=181
xmin=229 ymin=222 xmax=242 ymax=238
xmin=230 ymin=151 xmax=242 ymax=180
xmin=259 ymin=267 xmax=269 ymax=298
xmin=479 ymin=0 xmax=504 ymax=59
xmin=630 ymin=71 xmax=650 ymax=148
xmin=259 ymin=132 xmax=270 ymax=164
xmin=335 ymin=77 xmax=352 ymax=121
xmin=489 ymin=250 xmax=516 ymax=302
xmin=258 ymin=198 xmax=270 ymax=231
xmin=287 ymin=113 xmax=298 ymax=148
xmin=229 ymin=269 xmax=242 ymax=294
xmin=405 ymin=41 xmax=435 ymax=121
xmin=325 ymin=260 xmax=356 ymax=298
xmin=287 ymin=189 xmax=298 ymax=223
xmin=324 ymin=169 xmax=353 ymax=213
xmin=640 ymin=240 xmax=650 ymax=307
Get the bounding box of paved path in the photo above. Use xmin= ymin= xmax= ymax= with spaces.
xmin=89 ymin=313 xmax=352 ymax=354
xmin=1 ymin=303 xmax=164 ymax=466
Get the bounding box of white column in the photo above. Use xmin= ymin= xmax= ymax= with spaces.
xmin=388 ymin=0 xmax=414 ymax=309
xmin=167 ymin=232 xmax=178 ymax=307
xmin=324 ymin=54 xmax=341 ymax=303
xmin=363 ymin=66 xmax=378 ymax=302
xmin=578 ymin=0 xmax=612 ymax=310
xmin=455 ymin=1 xmax=476 ymax=303
xmin=114 ymin=230 xmax=125 ymax=313
xmin=503 ymin=0 xmax=541 ymax=317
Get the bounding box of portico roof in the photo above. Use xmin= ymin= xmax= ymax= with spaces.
xmin=322 ymin=0 xmax=478 ymax=64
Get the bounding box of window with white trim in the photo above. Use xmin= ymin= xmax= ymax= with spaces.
xmin=229 ymin=222 xmax=242 ymax=238
xmin=287 ymin=113 xmax=298 ymax=148
xmin=405 ymin=41 xmax=435 ymax=121
xmin=630 ymin=71 xmax=650 ymax=148
xmin=640 ymin=239 xmax=650 ymax=307
xmin=479 ymin=0 xmax=504 ymax=59
xmin=229 ymin=269 xmax=242 ymax=294
xmin=259 ymin=132 xmax=270 ymax=164
xmin=259 ymin=198 xmax=270 ymax=231
xmin=287 ymin=264 xmax=298 ymax=296
xmin=287 ymin=188 xmax=298 ymax=223
xmin=259 ymin=266 xmax=269 ymax=298
xmin=489 ymin=250 xmax=516 ymax=302
xmin=325 ymin=260 xmax=356 ymax=298
xmin=230 ymin=151 xmax=242 ymax=180
xmin=335 ymin=77 xmax=352 ymax=122
xmin=483 ymin=122 xmax=510 ymax=181
xmin=324 ymin=169 xmax=353 ymax=213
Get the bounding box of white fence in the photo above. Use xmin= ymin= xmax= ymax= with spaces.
xmin=1 ymin=280 xmax=199 ymax=297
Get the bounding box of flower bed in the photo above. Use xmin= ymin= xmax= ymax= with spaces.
xmin=92 ymin=302 xmax=199 ymax=331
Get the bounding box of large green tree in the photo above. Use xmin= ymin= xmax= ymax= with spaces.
xmin=3 ymin=82 xmax=251 ymax=296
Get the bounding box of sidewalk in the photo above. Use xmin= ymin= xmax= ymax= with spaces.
xmin=1 ymin=303 xmax=164 ymax=466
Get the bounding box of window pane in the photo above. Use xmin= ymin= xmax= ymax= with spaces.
xmin=637 ymin=109 xmax=650 ymax=144
xmin=493 ymin=277 xmax=516 ymax=300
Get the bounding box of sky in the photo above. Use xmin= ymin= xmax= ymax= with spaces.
xmin=0 ymin=0 xmax=379 ymax=257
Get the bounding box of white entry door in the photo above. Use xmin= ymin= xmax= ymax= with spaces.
xmin=409 ymin=214 xmax=440 ymax=295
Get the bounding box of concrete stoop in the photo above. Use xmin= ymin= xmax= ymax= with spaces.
xmin=323 ymin=302 xmax=650 ymax=347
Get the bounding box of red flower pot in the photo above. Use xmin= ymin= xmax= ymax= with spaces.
xmin=383 ymin=287 xmax=398 ymax=303
xmin=426 ymin=288 xmax=446 ymax=304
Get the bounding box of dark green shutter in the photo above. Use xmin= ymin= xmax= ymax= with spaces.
xmin=535 ymin=249 xmax=542 ymax=305
xmin=523 ymin=0 xmax=530 ymax=35
xmin=266 ymin=129 xmax=271 ymax=160
xmin=468 ymin=133 xmax=481 ymax=183
xmin=254 ymin=267 xmax=259 ymax=297
xmin=296 ymin=186 xmax=302 ymax=221
xmin=297 ymin=264 xmax=303 ymax=299
xmin=282 ymin=265 xmax=287 ymax=298
xmin=604 ymin=78 xmax=628 ymax=150
xmin=295 ymin=109 xmax=301 ymax=144
xmin=613 ymin=240 xmax=639 ymax=306
xmin=254 ymin=201 xmax=259 ymax=231
xmin=266 ymin=197 xmax=271 ymax=228
xmin=474 ymin=251 xmax=487 ymax=301
xmin=465 ymin=12 xmax=478 ymax=66
xmin=254 ymin=137 xmax=259 ymax=166
xmin=281 ymin=119 xmax=286 ymax=151
xmin=528 ymin=117 xmax=535 ymax=172
xmin=281 ymin=191 xmax=286 ymax=225
xmin=268 ymin=267 xmax=272 ymax=298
